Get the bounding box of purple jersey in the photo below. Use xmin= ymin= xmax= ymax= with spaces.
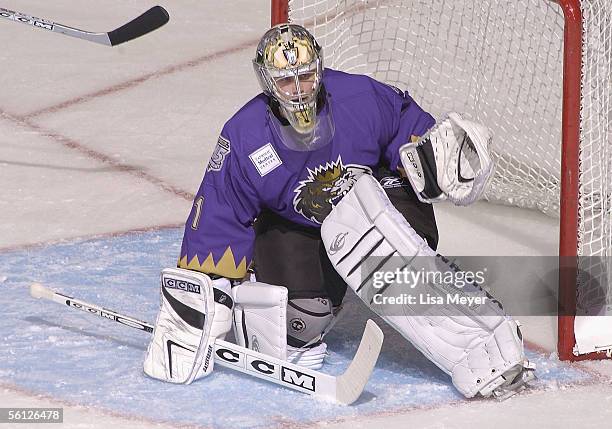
xmin=179 ymin=69 xmax=435 ymax=279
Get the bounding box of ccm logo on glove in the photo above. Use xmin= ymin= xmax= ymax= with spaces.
xmin=162 ymin=278 xmax=201 ymax=294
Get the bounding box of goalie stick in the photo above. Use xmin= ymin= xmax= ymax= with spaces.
xmin=29 ymin=283 xmax=383 ymax=405
xmin=0 ymin=6 xmax=169 ymax=46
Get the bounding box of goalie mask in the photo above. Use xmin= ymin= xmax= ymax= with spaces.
xmin=254 ymin=24 xmax=334 ymax=151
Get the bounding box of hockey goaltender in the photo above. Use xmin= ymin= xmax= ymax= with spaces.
xmin=142 ymin=23 xmax=535 ymax=401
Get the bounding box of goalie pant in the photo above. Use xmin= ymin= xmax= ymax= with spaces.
xmin=321 ymin=174 xmax=533 ymax=398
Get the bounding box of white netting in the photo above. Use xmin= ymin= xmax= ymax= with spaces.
xmin=574 ymin=1 xmax=612 ymax=331
xmin=285 ymin=0 xmax=612 ymax=347
xmin=287 ymin=0 xmax=572 ymax=213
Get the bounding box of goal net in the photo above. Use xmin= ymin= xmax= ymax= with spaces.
xmin=272 ymin=0 xmax=612 ymax=360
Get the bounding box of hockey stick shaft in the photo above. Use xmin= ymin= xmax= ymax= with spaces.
xmin=30 ymin=282 xmax=154 ymax=333
xmin=0 ymin=6 xmax=169 ymax=46
xmin=29 ymin=283 xmax=383 ymax=404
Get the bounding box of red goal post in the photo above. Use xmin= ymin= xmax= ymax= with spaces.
xmin=270 ymin=0 xmax=611 ymax=362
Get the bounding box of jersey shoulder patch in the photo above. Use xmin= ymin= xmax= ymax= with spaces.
xmin=207 ymin=135 xmax=231 ymax=172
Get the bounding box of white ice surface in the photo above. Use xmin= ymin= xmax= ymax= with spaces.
xmin=1 ymin=1 xmax=611 ymax=428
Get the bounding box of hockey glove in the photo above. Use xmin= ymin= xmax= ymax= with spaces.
xmin=143 ymin=268 xmax=233 ymax=384
xmin=399 ymin=112 xmax=494 ymax=206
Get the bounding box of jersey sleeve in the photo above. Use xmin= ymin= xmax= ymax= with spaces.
xmin=178 ymin=127 xmax=260 ymax=280
xmin=371 ymin=80 xmax=436 ymax=172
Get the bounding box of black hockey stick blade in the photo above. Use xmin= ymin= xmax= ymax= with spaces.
xmin=0 ymin=6 xmax=169 ymax=46
xmin=107 ymin=6 xmax=169 ymax=46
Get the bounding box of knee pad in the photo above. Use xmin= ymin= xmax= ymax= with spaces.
xmin=287 ymin=297 xmax=334 ymax=347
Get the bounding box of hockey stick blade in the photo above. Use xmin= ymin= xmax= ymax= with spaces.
xmin=107 ymin=6 xmax=169 ymax=46
xmin=29 ymin=283 xmax=383 ymax=404
xmin=0 ymin=6 xmax=169 ymax=46
xmin=335 ymin=319 xmax=384 ymax=405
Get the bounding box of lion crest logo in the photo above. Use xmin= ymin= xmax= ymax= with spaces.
xmin=293 ymin=156 xmax=371 ymax=224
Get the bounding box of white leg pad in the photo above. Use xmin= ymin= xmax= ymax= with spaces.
xmin=321 ymin=175 xmax=533 ymax=398
xmin=232 ymin=283 xmax=330 ymax=369
xmin=232 ymin=282 xmax=289 ymax=360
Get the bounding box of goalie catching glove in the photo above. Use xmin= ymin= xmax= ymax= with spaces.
xmin=399 ymin=112 xmax=494 ymax=206
xmin=143 ymin=268 xmax=233 ymax=384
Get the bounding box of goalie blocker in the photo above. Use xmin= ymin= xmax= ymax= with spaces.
xmin=143 ymin=268 xmax=233 ymax=384
xmin=321 ymin=174 xmax=534 ymax=399
xmin=144 ymin=267 xmax=330 ymax=384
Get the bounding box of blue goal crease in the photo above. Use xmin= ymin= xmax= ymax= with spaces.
xmin=0 ymin=229 xmax=594 ymax=428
